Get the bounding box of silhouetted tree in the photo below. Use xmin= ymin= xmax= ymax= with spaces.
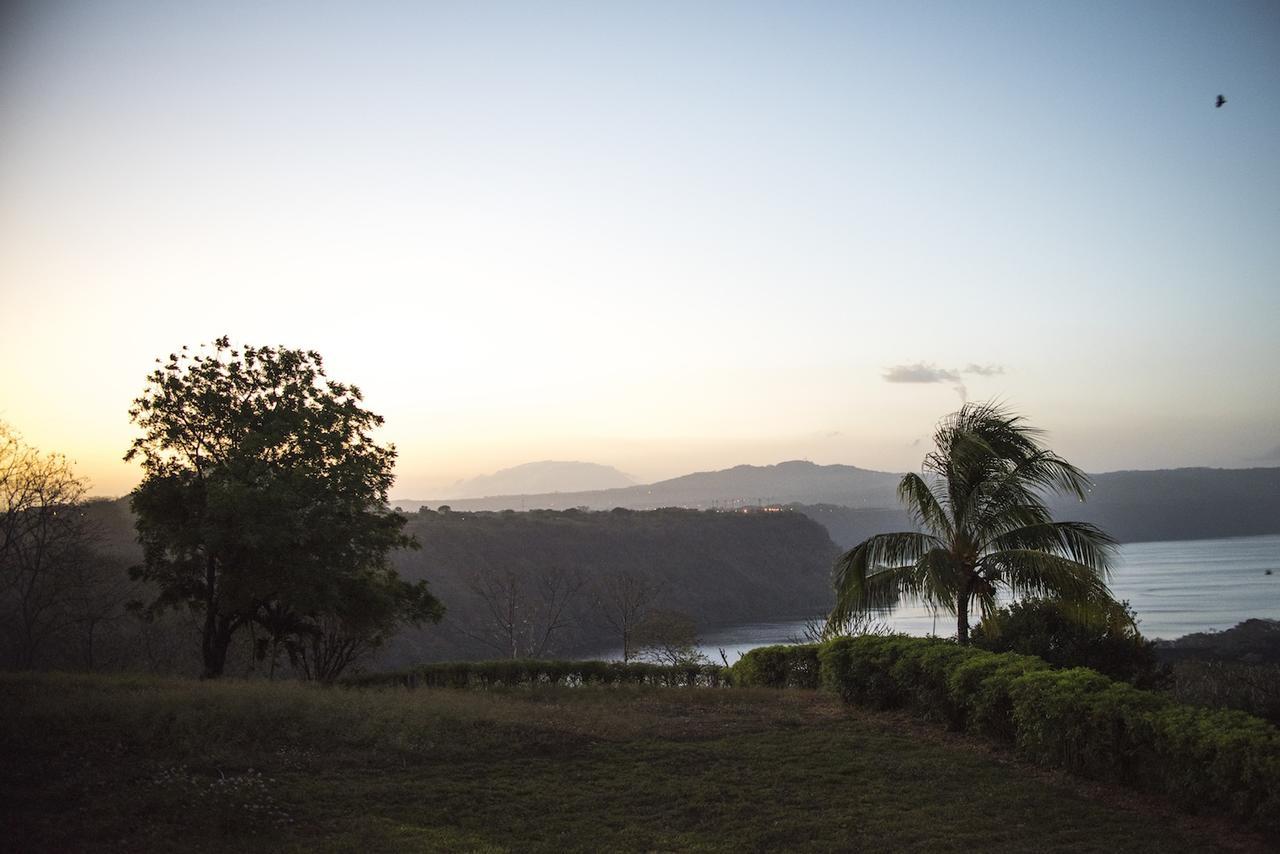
xmin=594 ymin=569 xmax=661 ymax=662
xmin=126 ymin=337 xmax=441 ymax=678
xmin=831 ymin=403 xmax=1116 ymax=643
xmin=786 ymin=609 xmax=889 ymax=645
xmin=0 ymin=425 xmax=107 ymax=669
xmin=633 ymin=609 xmax=707 ymax=666
xmin=458 ymin=565 xmax=584 ymax=659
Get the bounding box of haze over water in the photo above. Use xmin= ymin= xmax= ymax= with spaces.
xmin=614 ymin=534 xmax=1280 ymax=662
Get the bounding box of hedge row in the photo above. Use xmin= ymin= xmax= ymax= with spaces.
xmin=816 ymin=635 xmax=1280 ymax=832
xmin=344 ymin=659 xmax=729 ymax=690
xmin=730 ymin=644 xmax=821 ymax=689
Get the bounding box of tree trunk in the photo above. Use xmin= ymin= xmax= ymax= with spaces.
xmin=201 ymin=613 xmax=234 ymax=678
xmin=200 ymin=556 xmax=225 ymax=678
xmin=956 ymin=583 xmax=971 ymax=645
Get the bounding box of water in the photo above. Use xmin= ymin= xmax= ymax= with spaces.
xmin=595 ymin=534 xmax=1280 ymax=663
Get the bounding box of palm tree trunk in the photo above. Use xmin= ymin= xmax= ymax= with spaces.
xmin=956 ymin=585 xmax=971 ymax=645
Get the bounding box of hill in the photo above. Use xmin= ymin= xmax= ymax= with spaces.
xmin=78 ymin=500 xmax=841 ymax=665
xmin=1046 ymin=468 xmax=1280 ymax=544
xmin=397 ymin=460 xmax=903 ymax=512
xmin=397 ymin=462 xmax=1280 ymax=546
xmin=444 ymin=460 xmax=635 ymax=499
xmin=383 ymin=507 xmax=840 ymax=664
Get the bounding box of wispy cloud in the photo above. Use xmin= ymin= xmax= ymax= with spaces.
xmin=882 ymin=363 xmax=961 ymax=385
xmin=882 ymin=362 xmax=1006 ymax=402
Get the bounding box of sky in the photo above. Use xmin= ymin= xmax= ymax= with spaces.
xmin=1 ymin=1 xmax=1277 ymax=499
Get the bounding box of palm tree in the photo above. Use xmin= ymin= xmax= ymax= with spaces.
xmin=830 ymin=403 xmax=1117 ymax=643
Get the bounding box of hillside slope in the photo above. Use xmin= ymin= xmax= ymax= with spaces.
xmin=384 ymin=507 xmax=840 ymax=664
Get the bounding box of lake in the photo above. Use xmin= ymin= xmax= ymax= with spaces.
xmin=598 ymin=533 xmax=1280 ymax=663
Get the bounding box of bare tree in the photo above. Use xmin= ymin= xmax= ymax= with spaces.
xmin=58 ymin=549 xmax=135 ymax=671
xmin=594 ymin=570 xmax=661 ymax=662
xmin=787 ymin=609 xmax=892 ymax=645
xmin=633 ymin=609 xmax=708 ymax=666
xmin=457 ymin=565 xmax=585 ymax=659
xmin=0 ymin=424 xmax=98 ymax=668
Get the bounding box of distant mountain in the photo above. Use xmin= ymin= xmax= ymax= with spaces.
xmin=444 ymin=461 xmax=635 ymax=499
xmin=1046 ymin=467 xmax=1280 ymax=544
xmin=398 ymin=460 xmax=903 ymax=512
xmin=395 ymin=462 xmax=1280 ymax=546
xmin=794 ymin=467 xmax=1280 ymax=547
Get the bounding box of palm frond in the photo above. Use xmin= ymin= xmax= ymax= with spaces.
xmin=896 ymin=472 xmax=954 ymax=539
xmin=830 ymin=532 xmax=948 ymax=625
xmin=978 ymin=549 xmax=1115 ymax=606
xmin=918 ymin=546 xmax=963 ymax=615
xmin=986 ymin=448 xmax=1092 ymax=503
xmin=987 ymin=521 xmax=1116 ymax=578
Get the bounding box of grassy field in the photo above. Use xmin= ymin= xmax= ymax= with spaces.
xmin=0 ymin=673 xmax=1270 ymax=853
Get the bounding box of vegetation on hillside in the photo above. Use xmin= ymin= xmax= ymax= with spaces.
xmin=384 ymin=506 xmax=839 ymax=664
xmin=8 ymin=499 xmax=838 ymax=674
xmin=1154 ymin=619 xmax=1280 ymax=724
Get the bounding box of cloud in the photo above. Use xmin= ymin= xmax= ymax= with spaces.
xmin=882 ymin=362 xmax=1006 ymax=403
xmin=882 ymin=363 xmax=961 ymax=384
xmin=1257 ymin=444 xmax=1280 ymax=463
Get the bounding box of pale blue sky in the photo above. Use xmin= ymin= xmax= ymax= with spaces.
xmin=1 ymin=1 xmax=1277 ymax=496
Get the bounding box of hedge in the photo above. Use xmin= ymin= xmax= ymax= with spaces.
xmin=816 ymin=635 xmax=1280 ymax=832
xmin=731 ymin=644 xmax=821 ymax=689
xmin=343 ymin=659 xmax=729 ymax=690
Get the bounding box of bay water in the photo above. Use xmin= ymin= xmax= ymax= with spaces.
xmin=603 ymin=533 xmax=1280 ymax=663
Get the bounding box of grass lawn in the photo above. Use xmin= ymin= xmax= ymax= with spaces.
xmin=0 ymin=672 xmax=1269 ymax=852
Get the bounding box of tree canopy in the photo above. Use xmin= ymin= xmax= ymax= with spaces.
xmin=126 ymin=337 xmax=441 ymax=678
xmin=829 ymin=402 xmax=1117 ymax=643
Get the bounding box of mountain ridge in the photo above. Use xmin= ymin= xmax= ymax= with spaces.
xmin=400 ymin=459 xmax=904 ymax=511
xmin=444 ymin=460 xmax=635 ymax=499
xmin=393 ymin=461 xmax=1280 ymax=545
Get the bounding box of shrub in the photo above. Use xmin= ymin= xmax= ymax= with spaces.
xmin=1145 ymin=704 xmax=1280 ymax=829
xmin=342 ymin=659 xmax=729 ymax=690
xmin=731 ymin=644 xmax=820 ymax=689
xmin=817 ymin=635 xmax=926 ymax=709
xmin=1009 ymin=668 xmax=1166 ymax=780
xmin=888 ymin=639 xmax=985 ymax=726
xmin=946 ymin=651 xmax=1050 ymax=739
xmin=972 ymin=598 xmax=1159 ymax=687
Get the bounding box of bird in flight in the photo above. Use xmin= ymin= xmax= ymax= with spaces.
xmin=1216 ymin=94 xmax=1227 ymax=108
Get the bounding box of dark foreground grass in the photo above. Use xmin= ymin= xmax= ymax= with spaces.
xmin=0 ymin=673 xmax=1268 ymax=853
